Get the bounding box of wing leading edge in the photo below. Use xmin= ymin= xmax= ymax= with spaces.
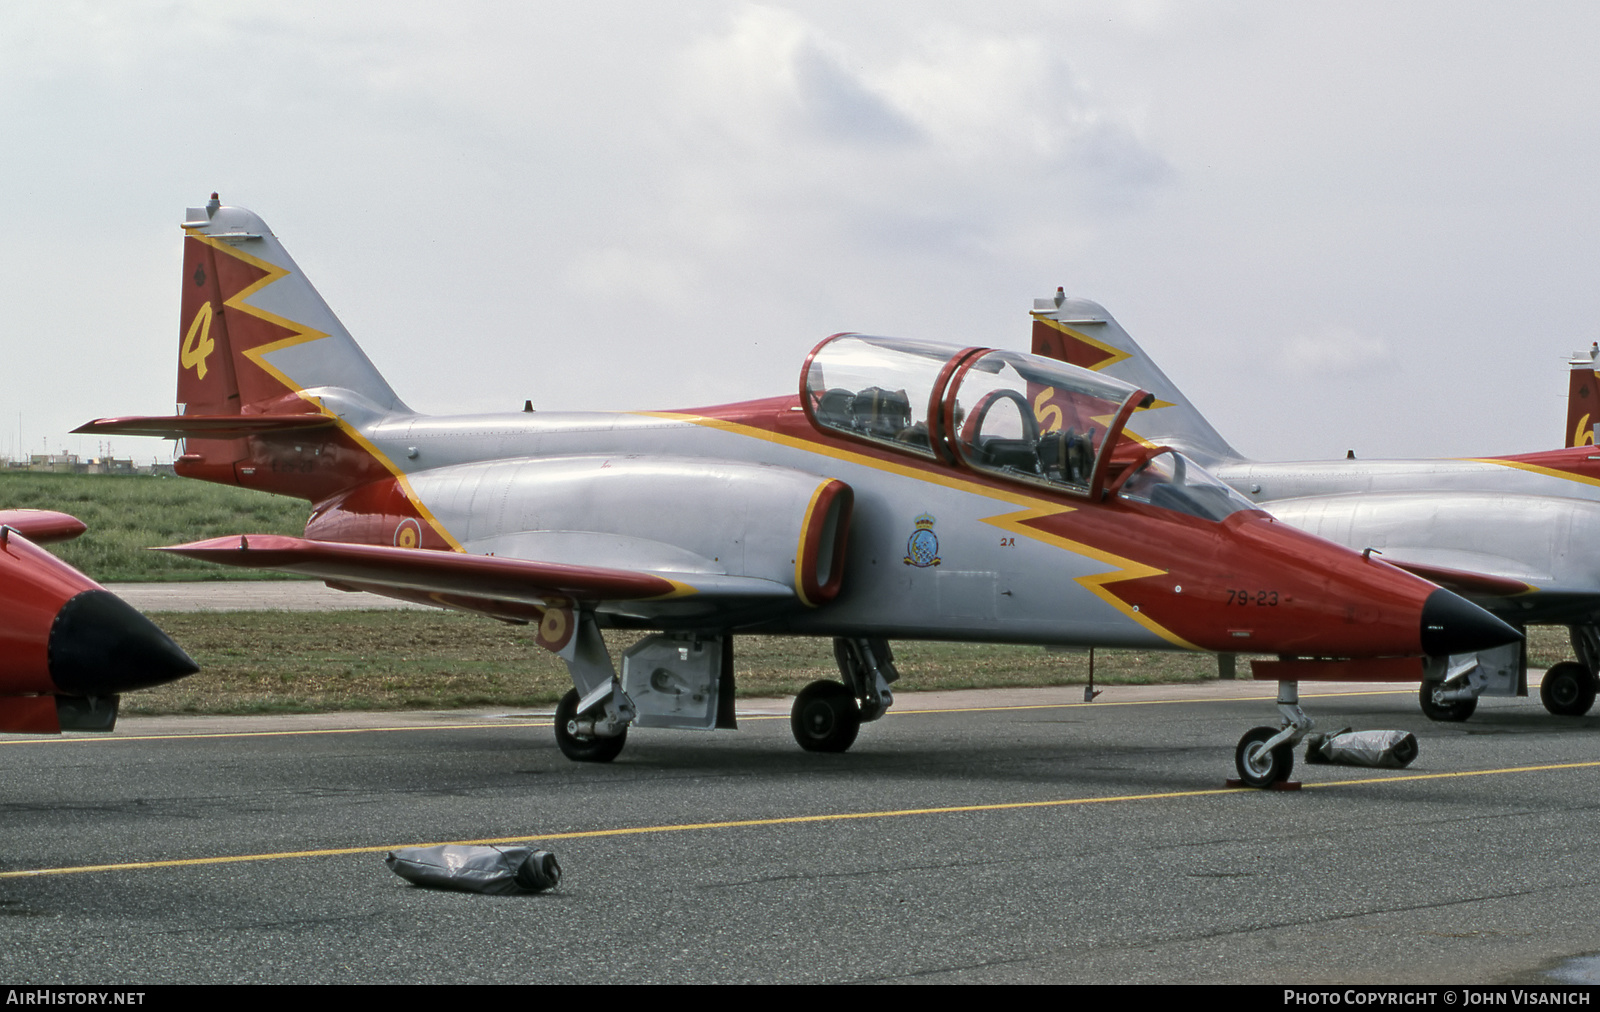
xmin=156 ymin=535 xmax=798 ymax=622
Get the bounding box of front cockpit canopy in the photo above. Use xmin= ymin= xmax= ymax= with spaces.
xmin=803 ymin=335 xmax=951 ymax=459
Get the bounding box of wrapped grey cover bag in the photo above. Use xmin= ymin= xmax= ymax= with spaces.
xmin=1304 ymin=728 xmax=1418 ymax=768
xmin=385 ymin=844 xmax=561 ymax=894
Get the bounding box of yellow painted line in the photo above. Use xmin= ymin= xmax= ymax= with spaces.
xmin=1302 ymin=760 xmax=1600 ymax=790
xmin=742 ymin=688 xmax=1414 ymax=721
xmin=5 ymin=757 xmax=1597 ymax=881
xmin=880 ymin=688 xmax=1412 ymax=716
xmin=0 ymin=787 xmax=1249 ymax=879
xmin=0 ymin=721 xmax=548 ymax=746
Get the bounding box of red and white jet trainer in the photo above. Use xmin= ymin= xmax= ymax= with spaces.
xmin=0 ymin=510 xmax=198 ymax=733
xmin=1030 ymin=289 xmax=1600 ymax=723
xmin=79 ymin=198 xmax=1517 ymax=786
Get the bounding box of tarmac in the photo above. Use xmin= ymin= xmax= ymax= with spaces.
xmin=3 ymin=580 xmax=1594 ymax=984
xmin=5 ymin=675 xmax=1600 ymax=984
xmin=103 ymin=581 xmax=433 ymax=612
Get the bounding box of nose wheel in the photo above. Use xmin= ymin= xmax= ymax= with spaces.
xmin=1231 ymin=680 xmax=1311 ymax=788
xmin=1235 ymin=726 xmax=1295 ymax=787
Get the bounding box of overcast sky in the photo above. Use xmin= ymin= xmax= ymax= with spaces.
xmin=5 ymin=1 xmax=1599 ymax=466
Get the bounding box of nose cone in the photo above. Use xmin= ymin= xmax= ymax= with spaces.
xmin=1420 ymin=588 xmax=1522 ymax=656
xmin=49 ymin=590 xmax=199 ymax=695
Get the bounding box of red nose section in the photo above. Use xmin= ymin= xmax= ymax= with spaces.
xmin=0 ymin=531 xmax=98 ymax=695
xmin=1130 ymin=517 xmax=1520 ymax=658
xmin=0 ymin=531 xmax=198 ymax=715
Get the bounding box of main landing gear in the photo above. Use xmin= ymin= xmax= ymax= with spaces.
xmin=547 ymin=622 xmax=901 ymax=761
xmin=788 ymin=637 xmax=900 ymax=753
xmin=1540 ymin=661 xmax=1597 ymax=717
xmin=1544 ymin=624 xmax=1600 ymax=717
xmin=792 ymin=680 xmax=860 ymax=752
xmin=1233 ymin=681 xmax=1311 ymax=788
xmin=554 ymin=688 xmax=628 ymax=762
xmin=550 ymin=613 xmax=637 ymax=763
xmin=1417 ymin=628 xmax=1600 ymax=722
xmin=1420 ymin=679 xmax=1478 ymax=722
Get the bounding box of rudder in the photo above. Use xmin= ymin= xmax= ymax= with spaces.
xmin=1567 ymin=343 xmax=1598 ymax=448
xmin=1030 ymin=288 xmax=1241 ymax=464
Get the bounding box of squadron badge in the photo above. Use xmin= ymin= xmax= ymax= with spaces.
xmin=903 ymin=513 xmax=941 ymax=567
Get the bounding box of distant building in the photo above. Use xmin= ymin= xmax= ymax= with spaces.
xmin=0 ymin=453 xmax=174 ymax=476
xmin=28 ymin=453 xmax=80 ymax=473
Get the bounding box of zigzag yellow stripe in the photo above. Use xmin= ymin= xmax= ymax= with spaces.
xmin=1030 ymin=313 xmax=1130 ymax=371
xmin=976 ymin=502 xmax=1194 ymax=648
xmin=642 ymin=411 xmax=1191 ymax=647
xmin=185 ymin=230 xmax=464 ymax=552
xmin=1462 ymin=456 xmax=1600 ymax=491
xmin=1033 ymin=316 xmax=1172 ymax=450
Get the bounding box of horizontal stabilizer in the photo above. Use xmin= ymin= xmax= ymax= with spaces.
xmin=73 ymin=415 xmax=336 ymax=439
xmin=0 ymin=510 xmax=86 ymax=545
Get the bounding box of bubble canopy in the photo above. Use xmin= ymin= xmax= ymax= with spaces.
xmin=800 ymin=334 xmax=1257 ymax=520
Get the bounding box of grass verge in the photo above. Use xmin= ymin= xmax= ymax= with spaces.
xmin=0 ymin=472 xmax=309 ymax=581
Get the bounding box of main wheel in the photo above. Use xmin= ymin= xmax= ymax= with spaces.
xmin=791 ymin=680 xmax=861 ymax=753
xmin=553 ymin=688 xmax=627 ymax=763
xmin=1540 ymin=661 xmax=1597 ymax=717
xmin=1235 ymin=726 xmax=1294 ymax=788
xmin=1419 ymin=681 xmax=1477 ymax=722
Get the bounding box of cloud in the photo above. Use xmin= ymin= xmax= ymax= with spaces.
xmin=655 ymin=3 xmax=1174 ymax=279
xmin=1276 ymin=324 xmax=1393 ymax=376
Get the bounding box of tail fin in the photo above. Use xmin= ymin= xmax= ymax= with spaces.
xmin=1567 ymin=344 xmax=1599 ymax=447
xmin=1029 ymin=289 xmax=1241 ymax=464
xmin=79 ymin=197 xmax=411 ymax=500
xmin=177 ymin=195 xmax=407 ymax=417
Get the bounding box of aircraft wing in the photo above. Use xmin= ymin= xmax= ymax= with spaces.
xmin=155 ymin=535 xmax=796 ymax=619
xmin=0 ymin=510 xmax=88 ymax=545
xmin=1379 ymin=554 xmax=1600 ymax=625
xmin=1381 ymin=559 xmax=1533 ymax=598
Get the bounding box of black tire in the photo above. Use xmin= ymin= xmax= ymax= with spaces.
xmin=1235 ymin=726 xmax=1294 ymax=788
xmin=1419 ymin=681 xmax=1477 ymax=722
xmin=553 ymin=688 xmax=626 ymax=763
xmin=1540 ymin=661 xmax=1597 ymax=717
xmin=790 ymin=680 xmax=861 ymax=753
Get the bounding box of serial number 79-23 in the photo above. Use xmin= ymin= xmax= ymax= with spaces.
xmin=1226 ymin=589 xmax=1279 ymax=606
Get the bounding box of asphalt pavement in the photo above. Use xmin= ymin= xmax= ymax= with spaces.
xmin=3 ymin=682 xmax=1599 ymax=985
xmin=103 ymin=581 xmax=430 ymax=612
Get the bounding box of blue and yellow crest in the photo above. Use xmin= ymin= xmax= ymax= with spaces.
xmin=903 ymin=513 xmax=941 ymax=567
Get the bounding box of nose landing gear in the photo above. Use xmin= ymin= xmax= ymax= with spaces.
xmin=1232 ymin=681 xmax=1312 ymax=788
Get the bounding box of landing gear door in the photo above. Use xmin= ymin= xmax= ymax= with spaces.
xmin=1445 ymin=640 xmax=1523 ymax=698
xmin=623 ymin=634 xmax=724 ymax=730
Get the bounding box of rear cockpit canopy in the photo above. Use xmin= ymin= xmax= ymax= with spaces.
xmin=802 ymin=334 xmax=1257 ymax=521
